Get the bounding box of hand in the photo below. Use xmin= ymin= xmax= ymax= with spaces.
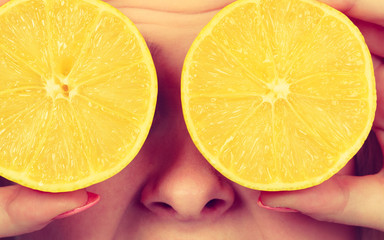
xmin=0 ymin=0 xmax=97 ymax=237
xmin=259 ymin=0 xmax=384 ymax=231
xmin=0 ymin=182 xmax=90 ymax=237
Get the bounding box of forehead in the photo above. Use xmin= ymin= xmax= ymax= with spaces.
xmin=113 ymin=0 xmax=234 ymax=15
xmin=107 ymin=0 xmax=236 ymax=111
xmin=131 ymin=20 xmax=206 ymax=92
xmin=115 ymin=0 xmax=235 ymax=85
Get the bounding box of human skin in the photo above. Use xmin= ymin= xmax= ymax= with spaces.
xmin=0 ymin=0 xmax=383 ymax=239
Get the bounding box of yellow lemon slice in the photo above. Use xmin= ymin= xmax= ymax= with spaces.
xmin=0 ymin=0 xmax=157 ymax=192
xmin=181 ymin=0 xmax=376 ymax=191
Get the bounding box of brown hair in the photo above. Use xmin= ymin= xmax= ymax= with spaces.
xmin=355 ymin=131 xmax=384 ymax=240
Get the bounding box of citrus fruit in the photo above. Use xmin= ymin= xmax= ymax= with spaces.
xmin=0 ymin=0 xmax=157 ymax=192
xmin=181 ymin=0 xmax=376 ymax=191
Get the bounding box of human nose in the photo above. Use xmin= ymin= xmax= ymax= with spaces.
xmin=140 ymin=142 xmax=235 ymax=221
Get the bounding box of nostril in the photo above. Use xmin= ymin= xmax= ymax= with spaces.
xmin=203 ymin=199 xmax=226 ymax=212
xmin=154 ymin=202 xmax=173 ymax=210
xmin=149 ymin=202 xmax=176 ymax=216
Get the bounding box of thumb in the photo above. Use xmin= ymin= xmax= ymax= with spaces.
xmin=258 ymin=173 xmax=384 ymax=231
xmin=0 ymin=185 xmax=96 ymax=237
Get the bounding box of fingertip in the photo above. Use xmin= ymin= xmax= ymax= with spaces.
xmin=53 ymin=191 xmax=100 ymax=220
xmin=0 ymin=0 xmax=8 ymax=7
xmin=52 ymin=189 xmax=90 ymax=213
xmin=315 ymin=0 xmax=349 ymax=12
xmin=257 ymin=193 xmax=299 ymax=213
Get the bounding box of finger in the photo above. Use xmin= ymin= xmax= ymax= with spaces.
xmin=258 ymin=173 xmax=384 ymax=231
xmin=373 ymin=128 xmax=384 ymax=165
xmin=0 ymin=186 xmax=90 ymax=237
xmin=351 ymin=19 xmax=384 ymax=58
xmin=0 ymin=0 xmax=8 ymax=6
xmin=317 ymin=0 xmax=384 ymax=26
xmin=373 ymin=56 xmax=384 ymax=131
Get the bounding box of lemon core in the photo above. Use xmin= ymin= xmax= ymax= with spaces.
xmin=264 ymin=80 xmax=291 ymax=103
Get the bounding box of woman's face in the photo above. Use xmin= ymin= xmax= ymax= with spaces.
xmin=22 ymin=0 xmax=356 ymax=239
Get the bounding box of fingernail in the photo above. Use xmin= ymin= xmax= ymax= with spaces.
xmin=53 ymin=192 xmax=100 ymax=220
xmin=257 ymin=196 xmax=299 ymax=213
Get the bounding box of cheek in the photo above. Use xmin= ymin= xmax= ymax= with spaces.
xmin=87 ymin=150 xmax=155 ymax=207
xmin=337 ymin=157 xmax=356 ymax=176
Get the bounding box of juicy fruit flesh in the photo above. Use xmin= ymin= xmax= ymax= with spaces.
xmin=0 ymin=0 xmax=157 ymax=192
xmin=182 ymin=0 xmax=376 ymax=190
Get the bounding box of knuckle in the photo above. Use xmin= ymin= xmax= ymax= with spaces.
xmin=308 ymin=177 xmax=350 ymax=222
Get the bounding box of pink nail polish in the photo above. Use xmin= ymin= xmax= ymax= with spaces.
xmin=257 ymin=196 xmax=299 ymax=213
xmin=53 ymin=192 xmax=100 ymax=220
